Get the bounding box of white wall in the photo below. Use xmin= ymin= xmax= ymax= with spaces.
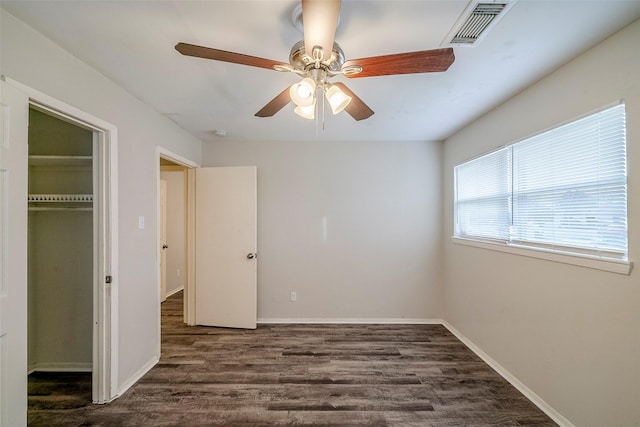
xmin=203 ymin=140 xmax=443 ymax=321
xmin=1 ymin=10 xmax=202 ymax=391
xmin=160 ymin=170 xmax=185 ymax=295
xmin=442 ymin=19 xmax=640 ymax=427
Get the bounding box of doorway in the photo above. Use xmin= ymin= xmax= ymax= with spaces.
xmin=155 ymin=148 xmax=258 ymax=344
xmin=156 ymin=148 xmax=197 ymax=346
xmin=159 ymin=157 xmax=188 ymax=305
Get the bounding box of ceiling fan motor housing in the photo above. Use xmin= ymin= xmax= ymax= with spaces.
xmin=289 ymin=40 xmax=345 ymax=75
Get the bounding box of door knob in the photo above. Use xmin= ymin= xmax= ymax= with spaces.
xmin=246 ymin=253 xmax=256 ymax=259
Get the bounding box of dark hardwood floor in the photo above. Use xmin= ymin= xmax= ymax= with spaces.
xmin=28 ymin=291 xmax=557 ymax=426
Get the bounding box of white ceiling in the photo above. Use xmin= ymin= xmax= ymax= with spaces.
xmin=3 ymin=0 xmax=640 ymax=143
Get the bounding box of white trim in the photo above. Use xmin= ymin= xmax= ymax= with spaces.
xmin=442 ymin=321 xmax=575 ymax=427
xmin=5 ymin=78 xmax=116 ymax=132
xmin=4 ymin=76 xmax=120 ymax=404
xmin=186 ymin=169 xmax=196 ymax=326
xmin=28 ymin=363 xmax=93 ymax=374
xmin=115 ymin=355 xmax=158 ymax=401
xmin=108 ymin=130 xmax=119 ymax=401
xmin=157 ymin=147 xmax=200 ymax=169
xmin=156 ymin=162 xmax=162 ymax=361
xmin=257 ymin=318 xmax=443 ymax=325
xmin=451 ymin=236 xmax=633 ymax=275
xmin=165 ymin=286 xmax=184 ymax=298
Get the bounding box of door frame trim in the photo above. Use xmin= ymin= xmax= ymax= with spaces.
xmin=156 ymin=147 xmax=198 ymax=356
xmin=4 ymin=77 xmax=120 ymax=403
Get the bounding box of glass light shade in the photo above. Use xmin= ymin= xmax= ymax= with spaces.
xmin=294 ymin=103 xmax=315 ymax=120
xmin=325 ymin=85 xmax=352 ymax=114
xmin=289 ymin=78 xmax=316 ymax=107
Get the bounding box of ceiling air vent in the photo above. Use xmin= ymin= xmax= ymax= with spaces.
xmin=444 ymin=1 xmax=515 ymax=46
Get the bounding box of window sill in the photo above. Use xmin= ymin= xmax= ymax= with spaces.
xmin=451 ymin=237 xmax=633 ymax=275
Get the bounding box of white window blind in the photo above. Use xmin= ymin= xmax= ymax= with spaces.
xmin=455 ymin=147 xmax=511 ymax=241
xmin=454 ymin=103 xmax=627 ymax=259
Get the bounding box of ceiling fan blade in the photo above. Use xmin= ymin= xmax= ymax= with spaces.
xmin=332 ymin=82 xmax=374 ymax=121
xmin=343 ymin=48 xmax=455 ymax=78
xmin=175 ymin=42 xmax=287 ymax=71
xmin=255 ymin=87 xmax=291 ymax=117
xmin=302 ymin=0 xmax=341 ymax=61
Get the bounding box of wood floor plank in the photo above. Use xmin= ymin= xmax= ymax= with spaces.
xmin=28 ymin=291 xmax=558 ymax=426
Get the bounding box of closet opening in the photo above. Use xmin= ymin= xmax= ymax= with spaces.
xmin=26 ymin=104 xmax=110 ymax=406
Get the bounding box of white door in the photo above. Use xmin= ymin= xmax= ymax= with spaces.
xmin=160 ymin=179 xmax=168 ymax=302
xmin=195 ymin=166 xmax=257 ymax=329
xmin=0 ymin=81 xmax=29 ymax=426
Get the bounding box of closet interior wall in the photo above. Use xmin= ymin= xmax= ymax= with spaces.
xmin=28 ymin=108 xmax=93 ymax=372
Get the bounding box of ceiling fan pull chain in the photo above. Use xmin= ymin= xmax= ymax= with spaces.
xmin=315 ymin=90 xmax=319 ymax=139
xmin=322 ymin=86 xmax=326 ymax=131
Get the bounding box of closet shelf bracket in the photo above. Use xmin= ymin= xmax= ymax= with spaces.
xmin=28 ymin=194 xmax=94 ymax=211
xmin=28 ymin=194 xmax=93 ymax=203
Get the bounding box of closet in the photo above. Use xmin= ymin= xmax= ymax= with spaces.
xmin=27 ymin=107 xmax=94 ymax=374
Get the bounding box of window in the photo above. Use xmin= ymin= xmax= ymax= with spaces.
xmin=454 ymin=103 xmax=627 ymax=262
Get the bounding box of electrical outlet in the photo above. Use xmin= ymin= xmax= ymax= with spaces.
xmin=176 ymin=269 xmax=180 ymax=277
xmin=138 ymin=216 xmax=145 ymax=229
xmin=290 ymin=291 xmax=297 ymax=302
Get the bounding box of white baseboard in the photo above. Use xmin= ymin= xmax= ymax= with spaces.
xmin=441 ymin=321 xmax=574 ymax=427
xmin=28 ymin=362 xmax=92 ymax=375
xmin=115 ymin=355 xmax=159 ymax=399
xmin=257 ymin=318 xmax=443 ymax=324
xmin=166 ymin=286 xmax=183 ymax=298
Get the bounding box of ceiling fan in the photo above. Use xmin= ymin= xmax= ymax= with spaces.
xmin=175 ymin=0 xmax=455 ymax=121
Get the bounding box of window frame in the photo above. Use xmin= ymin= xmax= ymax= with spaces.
xmin=452 ymin=103 xmax=633 ymax=275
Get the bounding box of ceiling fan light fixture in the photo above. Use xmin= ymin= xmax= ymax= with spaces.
xmin=294 ymin=103 xmax=316 ymax=120
xmin=325 ymin=84 xmax=352 ymax=114
xmin=290 ymin=77 xmax=316 ymax=107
